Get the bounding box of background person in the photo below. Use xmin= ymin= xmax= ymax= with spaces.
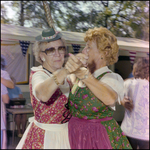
xmin=1 ymin=56 xmax=14 ymax=149
xmin=7 ymin=76 xmax=27 ymax=138
xmin=121 ymin=58 xmax=149 ymax=149
xmin=1 ymin=83 xmax=9 ymax=149
xmin=65 ymin=27 xmax=132 ymax=149
xmin=1 ymin=55 xmax=14 ymax=89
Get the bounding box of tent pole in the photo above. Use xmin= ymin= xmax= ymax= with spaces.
xmin=30 ymin=43 xmax=33 ymax=69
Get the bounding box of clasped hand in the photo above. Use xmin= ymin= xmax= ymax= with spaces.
xmin=65 ymin=53 xmax=88 ymax=74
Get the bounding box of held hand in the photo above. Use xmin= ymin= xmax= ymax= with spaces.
xmin=74 ymin=67 xmax=90 ymax=80
xmin=75 ymin=53 xmax=88 ymax=67
xmin=65 ymin=53 xmax=88 ymax=73
xmin=123 ymin=97 xmax=133 ymax=112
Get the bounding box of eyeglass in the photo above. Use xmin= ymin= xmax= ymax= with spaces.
xmin=41 ymin=46 xmax=66 ymax=56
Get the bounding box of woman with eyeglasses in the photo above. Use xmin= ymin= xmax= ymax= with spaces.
xmin=16 ymin=28 xmax=88 ymax=149
xmin=65 ymin=27 xmax=132 ymax=149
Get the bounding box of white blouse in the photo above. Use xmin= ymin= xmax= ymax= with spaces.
xmin=121 ymin=78 xmax=149 ymax=140
xmin=31 ymin=65 xmax=70 ymax=101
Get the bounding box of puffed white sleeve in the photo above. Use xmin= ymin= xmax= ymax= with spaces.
xmin=123 ymin=79 xmax=131 ymax=97
xmin=100 ymin=73 xmax=124 ymax=110
xmin=32 ymin=71 xmax=49 ymax=101
xmin=1 ymin=70 xmax=11 ymax=80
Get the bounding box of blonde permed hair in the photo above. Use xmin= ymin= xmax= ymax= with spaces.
xmin=84 ymin=27 xmax=119 ymax=65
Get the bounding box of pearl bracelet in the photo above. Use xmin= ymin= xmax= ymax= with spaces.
xmin=52 ymin=74 xmax=61 ymax=85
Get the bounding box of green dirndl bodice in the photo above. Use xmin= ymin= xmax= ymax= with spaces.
xmin=68 ymin=72 xmax=132 ymax=149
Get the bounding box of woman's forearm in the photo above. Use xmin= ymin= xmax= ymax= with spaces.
xmin=82 ymin=75 xmax=117 ymax=105
xmin=35 ymin=68 xmax=68 ymax=102
xmin=1 ymin=77 xmax=14 ymax=89
xmin=2 ymin=94 xmax=9 ymax=104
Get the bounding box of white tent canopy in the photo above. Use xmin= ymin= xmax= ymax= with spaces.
xmin=1 ymin=24 xmax=149 ymax=53
xmin=1 ymin=24 xmax=149 ymax=84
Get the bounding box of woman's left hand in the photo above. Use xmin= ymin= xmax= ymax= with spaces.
xmin=122 ymin=97 xmax=134 ymax=112
xmin=75 ymin=53 xmax=88 ymax=67
xmin=65 ymin=53 xmax=88 ymax=73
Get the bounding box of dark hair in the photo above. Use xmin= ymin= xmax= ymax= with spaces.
xmin=133 ymin=58 xmax=149 ymax=79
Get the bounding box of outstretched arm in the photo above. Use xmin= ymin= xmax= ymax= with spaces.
xmin=74 ymin=68 xmax=117 ymax=106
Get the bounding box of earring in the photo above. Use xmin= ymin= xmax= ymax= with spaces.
xmin=42 ymin=58 xmax=45 ymax=62
xmin=101 ymin=57 xmax=103 ymax=59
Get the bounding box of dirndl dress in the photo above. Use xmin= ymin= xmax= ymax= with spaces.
xmin=68 ymin=72 xmax=132 ymax=149
xmin=16 ymin=69 xmax=71 ymax=149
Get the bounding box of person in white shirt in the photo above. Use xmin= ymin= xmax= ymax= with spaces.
xmin=1 ymin=57 xmax=14 ymax=149
xmin=121 ymin=57 xmax=149 ymax=149
xmin=1 ymin=83 xmax=9 ymax=149
xmin=1 ymin=70 xmax=14 ymax=149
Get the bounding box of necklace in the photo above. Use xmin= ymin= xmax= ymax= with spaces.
xmin=42 ymin=67 xmax=52 ymax=74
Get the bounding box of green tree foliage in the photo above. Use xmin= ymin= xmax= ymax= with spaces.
xmin=1 ymin=1 xmax=149 ymax=41
xmin=8 ymin=1 xmax=49 ymax=27
xmin=86 ymin=1 xmax=149 ymax=41
xmin=1 ymin=3 xmax=13 ymax=24
xmin=4 ymin=1 xmax=88 ymax=30
xmin=129 ymin=1 xmax=149 ymax=41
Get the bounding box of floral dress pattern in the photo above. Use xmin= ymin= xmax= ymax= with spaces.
xmin=68 ymin=72 xmax=132 ymax=149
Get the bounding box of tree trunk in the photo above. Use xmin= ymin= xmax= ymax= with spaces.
xmin=20 ymin=1 xmax=24 ymax=26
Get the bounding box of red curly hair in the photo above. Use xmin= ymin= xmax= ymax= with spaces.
xmin=84 ymin=27 xmax=119 ymax=65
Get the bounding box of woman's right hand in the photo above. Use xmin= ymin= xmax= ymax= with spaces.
xmin=65 ymin=53 xmax=88 ymax=74
xmin=75 ymin=53 xmax=88 ymax=67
